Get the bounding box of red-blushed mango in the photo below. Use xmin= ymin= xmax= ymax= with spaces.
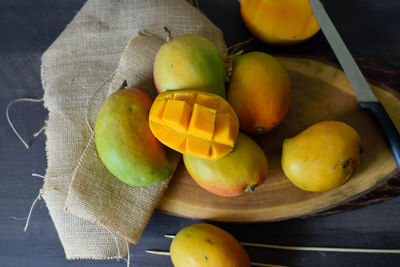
xmin=240 ymin=0 xmax=320 ymax=46
xmin=170 ymin=223 xmax=251 ymax=267
xmin=95 ymin=87 xmax=173 ymax=186
xmin=153 ymin=34 xmax=226 ymax=98
xmin=149 ymin=90 xmax=239 ymax=160
xmin=183 ymin=133 xmax=268 ymax=197
xmin=228 ymin=52 xmax=291 ymax=135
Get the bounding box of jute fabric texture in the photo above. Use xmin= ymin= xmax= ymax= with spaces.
xmin=40 ymin=0 xmax=226 ymax=259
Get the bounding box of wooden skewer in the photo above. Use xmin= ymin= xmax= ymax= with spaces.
xmin=163 ymin=234 xmax=400 ymax=254
xmin=146 ymin=234 xmax=400 ymax=267
xmin=145 ymin=250 xmax=288 ymax=267
xmin=146 ymin=250 xmax=170 ymax=256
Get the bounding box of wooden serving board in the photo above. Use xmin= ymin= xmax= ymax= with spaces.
xmin=157 ymin=57 xmax=400 ymax=222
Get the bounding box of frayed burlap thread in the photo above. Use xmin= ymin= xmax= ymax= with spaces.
xmin=40 ymin=0 xmax=227 ymax=260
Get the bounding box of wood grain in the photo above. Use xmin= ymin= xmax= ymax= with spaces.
xmin=157 ymin=57 xmax=400 ymax=222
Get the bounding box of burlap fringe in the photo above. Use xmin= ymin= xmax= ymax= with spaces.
xmin=224 ymin=37 xmax=254 ymax=81
xmin=6 ymin=97 xmax=45 ymax=149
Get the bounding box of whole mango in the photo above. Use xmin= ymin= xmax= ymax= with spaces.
xmin=183 ymin=133 xmax=268 ymax=196
xmin=240 ymin=0 xmax=320 ymax=46
xmin=282 ymin=121 xmax=361 ymax=192
xmin=170 ymin=223 xmax=251 ymax=267
xmin=228 ymin=52 xmax=291 ymax=135
xmin=95 ymin=86 xmax=173 ymax=186
xmin=154 ymin=34 xmax=226 ymax=98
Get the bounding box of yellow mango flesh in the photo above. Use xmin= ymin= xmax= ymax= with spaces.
xmin=282 ymin=121 xmax=361 ymax=192
xmin=240 ymin=0 xmax=320 ymax=45
xmin=154 ymin=34 xmax=226 ymax=98
xmin=149 ymin=90 xmax=239 ymax=160
xmin=183 ymin=133 xmax=268 ymax=197
xmin=170 ymin=223 xmax=251 ymax=267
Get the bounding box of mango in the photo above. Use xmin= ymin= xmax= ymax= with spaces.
xmin=282 ymin=121 xmax=361 ymax=192
xmin=153 ymin=34 xmax=226 ymax=98
xmin=170 ymin=223 xmax=251 ymax=267
xmin=183 ymin=133 xmax=268 ymax=197
xmin=149 ymin=90 xmax=239 ymax=160
xmin=95 ymin=86 xmax=173 ymax=186
xmin=240 ymin=0 xmax=320 ymax=46
xmin=228 ymin=52 xmax=291 ymax=135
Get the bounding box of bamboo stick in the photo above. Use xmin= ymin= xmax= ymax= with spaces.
xmin=163 ymin=234 xmax=400 ymax=254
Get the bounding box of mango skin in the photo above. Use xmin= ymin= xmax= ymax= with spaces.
xmin=183 ymin=133 xmax=268 ymax=197
xmin=170 ymin=223 xmax=251 ymax=267
xmin=228 ymin=52 xmax=291 ymax=135
xmin=95 ymin=88 xmax=173 ymax=186
xmin=240 ymin=0 xmax=320 ymax=46
xmin=282 ymin=121 xmax=361 ymax=192
xmin=154 ymin=34 xmax=226 ymax=98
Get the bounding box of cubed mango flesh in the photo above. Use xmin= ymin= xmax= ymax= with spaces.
xmin=162 ymin=99 xmax=192 ymax=131
xmin=149 ymin=90 xmax=239 ymax=160
xmin=187 ymin=104 xmax=216 ymax=140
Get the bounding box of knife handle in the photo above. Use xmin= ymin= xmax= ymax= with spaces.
xmin=360 ymin=101 xmax=400 ymax=170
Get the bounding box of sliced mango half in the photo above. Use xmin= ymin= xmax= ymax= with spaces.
xmin=149 ymin=90 xmax=239 ymax=160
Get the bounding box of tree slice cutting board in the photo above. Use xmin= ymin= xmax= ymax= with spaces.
xmin=157 ymin=57 xmax=400 ymax=222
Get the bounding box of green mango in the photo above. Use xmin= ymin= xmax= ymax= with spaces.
xmin=95 ymin=87 xmax=173 ymax=186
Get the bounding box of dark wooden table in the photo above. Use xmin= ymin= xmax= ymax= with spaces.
xmin=1 ymin=0 xmax=399 ymax=266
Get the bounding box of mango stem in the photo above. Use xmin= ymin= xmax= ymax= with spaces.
xmin=118 ymin=80 xmax=128 ymax=91
xmin=245 ymin=184 xmax=256 ymax=193
xmin=164 ymin=26 xmax=172 ymax=42
xmin=255 ymin=126 xmax=264 ymax=134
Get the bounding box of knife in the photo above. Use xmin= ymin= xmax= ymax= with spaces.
xmin=309 ymin=0 xmax=400 ymax=170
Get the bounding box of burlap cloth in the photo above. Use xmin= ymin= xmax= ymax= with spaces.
xmin=41 ymin=0 xmax=227 ymax=260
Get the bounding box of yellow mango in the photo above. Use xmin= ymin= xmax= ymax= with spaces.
xmin=228 ymin=52 xmax=291 ymax=135
xmin=149 ymin=90 xmax=239 ymax=160
xmin=183 ymin=133 xmax=268 ymax=197
xmin=282 ymin=121 xmax=361 ymax=192
xmin=170 ymin=223 xmax=251 ymax=267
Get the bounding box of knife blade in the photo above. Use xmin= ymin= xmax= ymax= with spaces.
xmin=309 ymin=0 xmax=400 ymax=169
